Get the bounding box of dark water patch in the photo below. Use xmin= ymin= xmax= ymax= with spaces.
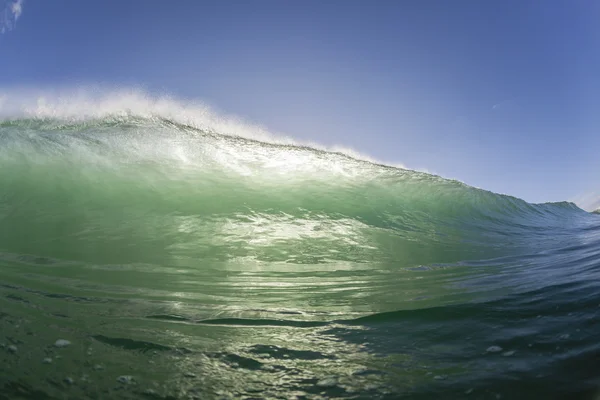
xmin=44 ymin=293 xmax=96 ymax=302
xmin=197 ymin=317 xmax=327 ymax=328
xmin=404 ymin=370 xmax=600 ymax=400
xmin=353 ymin=368 xmax=387 ymax=376
xmin=0 ymin=381 xmax=56 ymax=400
xmin=137 ymin=389 xmax=178 ymax=400
xmin=0 ymin=252 xmax=64 ymax=267
xmin=1 ymin=283 xmax=121 ymax=305
xmin=6 ymin=337 xmax=24 ymax=345
xmin=275 ymin=310 xmax=303 ymax=315
xmin=215 ymin=352 xmax=264 ymax=371
xmin=5 ymin=294 xmax=29 ymax=304
xmin=91 ymin=335 xmax=172 ymax=353
xmin=344 ymin=304 xmax=478 ymax=326
xmin=145 ymin=314 xmax=191 ymax=322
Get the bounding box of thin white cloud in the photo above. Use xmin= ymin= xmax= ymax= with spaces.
xmin=491 ymin=97 xmax=520 ymax=112
xmin=492 ymin=100 xmax=510 ymax=110
xmin=1 ymin=0 xmax=24 ymax=34
xmin=10 ymin=0 xmax=22 ymax=18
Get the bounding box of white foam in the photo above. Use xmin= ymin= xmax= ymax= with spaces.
xmin=0 ymin=86 xmax=408 ymax=170
xmin=559 ymin=334 xmax=570 ymax=340
xmin=486 ymin=345 xmax=503 ymax=353
xmin=54 ymin=339 xmax=71 ymax=348
xmin=316 ymin=377 xmax=337 ymax=387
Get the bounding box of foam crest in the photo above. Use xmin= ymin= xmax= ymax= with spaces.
xmin=0 ymin=86 xmax=403 ymax=168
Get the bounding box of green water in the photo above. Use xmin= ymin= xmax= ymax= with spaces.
xmin=1 ymin=116 xmax=600 ymax=399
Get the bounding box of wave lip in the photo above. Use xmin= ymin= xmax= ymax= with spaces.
xmin=0 ymin=86 xmax=404 ymax=168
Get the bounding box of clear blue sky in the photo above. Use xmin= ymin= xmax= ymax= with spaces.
xmin=1 ymin=0 xmax=599 ymax=206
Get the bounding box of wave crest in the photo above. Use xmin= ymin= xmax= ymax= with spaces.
xmin=0 ymin=86 xmax=400 ymax=168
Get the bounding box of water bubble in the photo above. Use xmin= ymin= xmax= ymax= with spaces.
xmin=486 ymin=346 xmax=503 ymax=353
xmin=54 ymin=339 xmax=71 ymax=348
xmin=316 ymin=377 xmax=337 ymax=387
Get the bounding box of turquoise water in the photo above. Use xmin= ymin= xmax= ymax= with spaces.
xmin=1 ymin=113 xmax=600 ymax=399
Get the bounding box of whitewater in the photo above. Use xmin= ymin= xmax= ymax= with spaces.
xmin=1 ymin=89 xmax=599 ymax=399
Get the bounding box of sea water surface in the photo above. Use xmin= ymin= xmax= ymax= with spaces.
xmin=1 ymin=93 xmax=600 ymax=399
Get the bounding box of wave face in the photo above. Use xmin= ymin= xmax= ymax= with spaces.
xmin=1 ymin=97 xmax=600 ymax=399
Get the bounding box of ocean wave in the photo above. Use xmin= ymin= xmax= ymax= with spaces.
xmin=1 ymin=89 xmax=600 ymax=399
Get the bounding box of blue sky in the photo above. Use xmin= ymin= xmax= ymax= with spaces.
xmin=1 ymin=0 xmax=599 ymax=206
